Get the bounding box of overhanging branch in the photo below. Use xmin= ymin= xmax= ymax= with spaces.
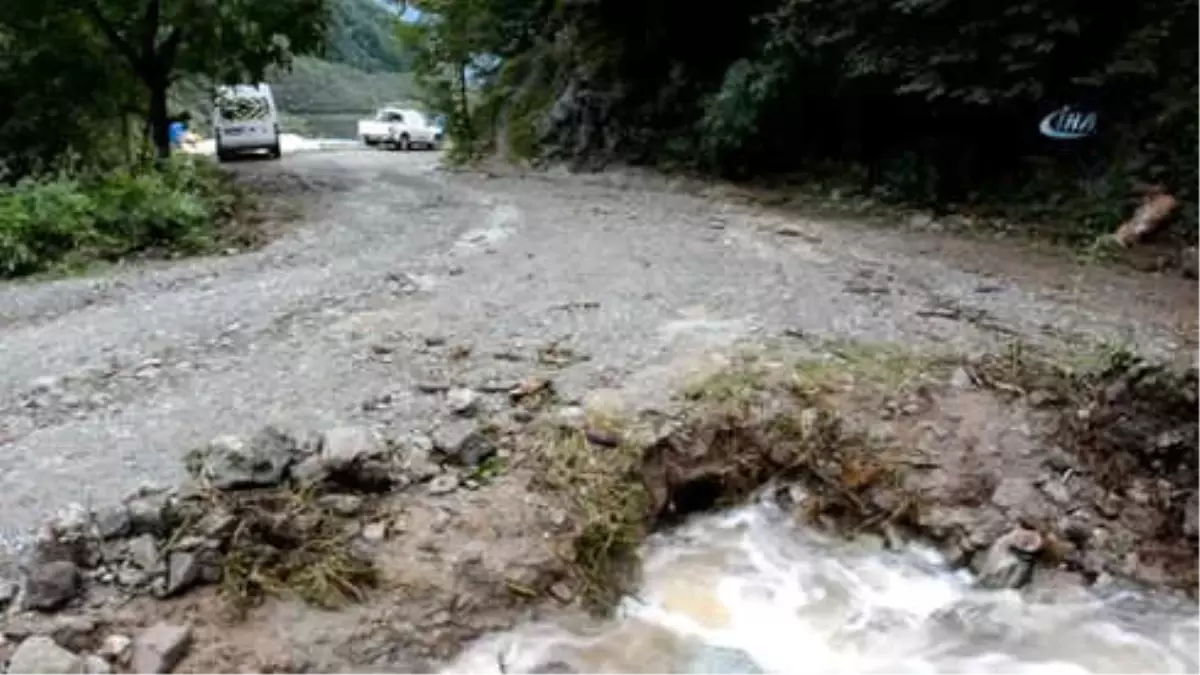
xmin=79 ymin=1 xmax=145 ymax=75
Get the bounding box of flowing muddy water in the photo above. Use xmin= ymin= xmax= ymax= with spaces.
xmin=447 ymin=494 xmax=1198 ymax=674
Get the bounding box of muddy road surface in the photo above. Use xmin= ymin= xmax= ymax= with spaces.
xmin=0 ymin=149 xmax=1193 ymax=559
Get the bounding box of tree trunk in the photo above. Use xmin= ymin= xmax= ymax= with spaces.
xmin=457 ymin=62 xmax=471 ymax=138
xmin=147 ymin=76 xmax=171 ymax=160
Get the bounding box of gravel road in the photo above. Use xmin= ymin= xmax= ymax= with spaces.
xmin=0 ymin=148 xmax=1192 ymax=559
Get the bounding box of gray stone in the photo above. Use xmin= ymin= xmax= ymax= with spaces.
xmin=427 ymin=474 xmax=459 ymax=496
xmin=949 ymin=367 xmax=975 ymax=389
xmin=125 ymin=497 xmax=166 ymax=536
xmin=319 ymin=426 xmax=387 ymax=470
xmin=361 ymin=522 xmax=388 ymax=542
xmin=973 ymin=527 xmax=1043 ymax=590
xmin=432 ymin=420 xmax=496 ymax=467
xmin=446 ymin=388 xmax=481 ymax=416
xmin=0 ymin=578 xmax=16 ymax=609
xmin=126 ymin=535 xmax=161 ymax=571
xmin=1184 ymin=492 xmax=1198 ymax=538
xmin=528 ymin=661 xmax=577 ymax=674
xmin=163 ymin=553 xmax=202 ymax=597
xmin=96 ymin=635 xmax=131 ymax=665
xmin=195 ymin=509 xmax=237 ymax=539
xmin=82 ymin=655 xmax=112 ymax=674
xmin=50 ymin=615 xmax=96 ymax=652
xmin=131 ymin=623 xmax=192 ymax=674
xmin=22 ymin=560 xmax=81 ymax=611
xmin=186 ymin=427 xmax=297 ymax=490
xmin=7 ymin=636 xmax=84 ymax=674
xmin=317 ymin=494 xmax=364 ymax=516
xmin=397 ymin=433 xmax=441 ymax=483
xmin=50 ymin=505 xmax=90 ymax=537
xmin=289 ymin=456 xmax=327 ymax=486
xmin=91 ymin=506 xmax=130 ymax=540
xmin=29 ymin=376 xmax=59 ymax=396
xmin=683 ymin=645 xmax=765 ymax=674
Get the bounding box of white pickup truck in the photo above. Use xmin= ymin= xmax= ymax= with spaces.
xmin=357 ymin=107 xmax=442 ymax=150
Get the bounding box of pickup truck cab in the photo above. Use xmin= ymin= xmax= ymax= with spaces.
xmin=357 ymin=107 xmax=442 ymax=150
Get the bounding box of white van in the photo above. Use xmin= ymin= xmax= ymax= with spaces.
xmin=213 ymin=83 xmax=281 ymax=161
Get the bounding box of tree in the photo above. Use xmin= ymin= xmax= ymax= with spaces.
xmin=397 ymin=0 xmax=554 ymax=151
xmin=5 ymin=0 xmax=330 ymax=159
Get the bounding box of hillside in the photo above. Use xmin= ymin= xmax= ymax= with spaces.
xmin=323 ymin=0 xmax=412 ymax=73
xmin=272 ymin=0 xmax=417 ymax=115
xmin=272 ymin=57 xmax=416 ymax=115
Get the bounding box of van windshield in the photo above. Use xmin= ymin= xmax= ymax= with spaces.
xmin=218 ymin=97 xmax=271 ymax=122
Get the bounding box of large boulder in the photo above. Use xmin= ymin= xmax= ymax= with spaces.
xmin=7 ymin=636 xmax=85 ymax=674
xmin=22 ymin=560 xmax=81 ymax=612
xmin=184 ymin=427 xmax=299 ymax=490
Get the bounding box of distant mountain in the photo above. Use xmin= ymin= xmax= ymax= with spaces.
xmin=324 ymin=0 xmax=413 ymax=73
xmin=270 ymin=0 xmax=418 ymax=115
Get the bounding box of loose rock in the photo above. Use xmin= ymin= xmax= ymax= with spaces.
xmin=125 ymin=497 xmax=166 ymax=536
xmin=185 ymin=427 xmax=297 ymax=490
xmin=163 ymin=552 xmax=202 ymax=597
xmin=91 ymin=506 xmax=131 ymax=540
xmin=428 ymin=474 xmax=459 ymax=496
xmin=973 ymin=527 xmax=1043 ymax=590
xmin=528 ymin=661 xmax=577 ymax=674
xmin=362 ymin=521 xmax=388 ymax=542
xmin=319 ymin=426 xmax=387 ymax=470
xmin=7 ymin=636 xmax=84 ymax=674
xmin=96 ymin=635 xmax=132 ymax=665
xmin=396 ymin=433 xmax=441 ymax=483
xmin=22 ymin=560 xmax=81 ymax=611
xmin=126 ymin=535 xmax=161 ymax=571
xmin=82 ymin=655 xmax=112 ymax=674
xmin=317 ymin=493 xmax=364 ymax=516
xmin=447 ymin=388 xmax=481 ymax=416
xmin=432 ymin=420 xmax=496 ymax=467
xmin=131 ymin=623 xmax=192 ymax=674
xmin=0 ymin=578 xmax=16 ymax=610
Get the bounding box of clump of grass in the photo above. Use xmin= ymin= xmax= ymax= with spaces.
xmin=195 ymin=485 xmax=378 ymax=617
xmin=525 ymin=342 xmax=962 ymax=615
xmin=529 ymin=424 xmax=649 ymax=610
xmin=789 ymin=339 xmax=955 ymax=397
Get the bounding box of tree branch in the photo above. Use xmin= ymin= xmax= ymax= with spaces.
xmin=78 ymin=1 xmax=144 ymax=75
xmin=141 ymin=0 xmax=161 ymax=70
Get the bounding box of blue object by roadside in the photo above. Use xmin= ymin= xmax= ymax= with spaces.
xmin=168 ymin=121 xmax=187 ymax=147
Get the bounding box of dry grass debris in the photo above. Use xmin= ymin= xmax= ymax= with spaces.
xmin=176 ymin=484 xmax=379 ymax=617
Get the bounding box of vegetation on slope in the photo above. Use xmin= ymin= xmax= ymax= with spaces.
xmin=268 ymin=0 xmax=419 ymax=117
xmin=0 ymin=0 xmax=327 ymax=278
xmin=272 ymin=57 xmax=417 ymax=115
xmin=0 ymin=0 xmax=417 ymax=279
xmin=404 ymin=0 xmax=1197 ymax=245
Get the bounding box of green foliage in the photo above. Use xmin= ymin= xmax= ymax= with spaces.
xmin=399 ymin=0 xmax=557 ymax=155
xmin=0 ymin=157 xmax=249 ymax=278
xmin=272 ymin=56 xmax=417 ymax=114
xmin=403 ymin=0 xmax=1197 ymax=243
xmin=326 ymin=0 xmax=413 ymax=72
xmin=0 ymin=0 xmax=330 ymax=160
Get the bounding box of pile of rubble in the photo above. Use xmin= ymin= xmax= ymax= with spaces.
xmin=0 ymin=419 xmax=504 ymax=674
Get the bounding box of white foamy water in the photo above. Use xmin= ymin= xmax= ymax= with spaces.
xmin=446 ymin=495 xmax=1198 ymax=674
